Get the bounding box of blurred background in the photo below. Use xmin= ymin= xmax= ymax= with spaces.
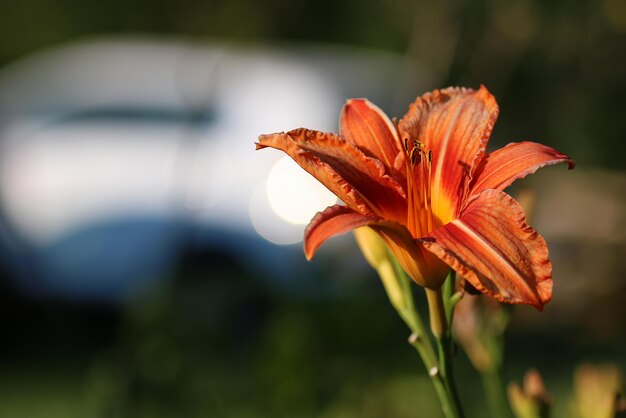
xmin=0 ymin=0 xmax=624 ymax=417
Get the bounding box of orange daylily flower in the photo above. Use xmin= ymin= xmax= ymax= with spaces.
xmin=256 ymin=86 xmax=574 ymax=309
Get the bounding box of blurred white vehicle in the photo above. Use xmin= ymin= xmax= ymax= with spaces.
xmin=0 ymin=37 xmax=430 ymax=299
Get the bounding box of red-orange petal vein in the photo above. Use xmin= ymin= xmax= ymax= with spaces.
xmin=470 ymin=141 xmax=575 ymax=196
xmin=423 ymin=189 xmax=552 ymax=309
xmin=291 ymin=128 xmax=407 ymax=223
xmin=399 ymin=86 xmax=499 ymax=224
xmin=304 ymin=205 xmax=380 ymax=260
xmin=340 ymin=98 xmax=405 ymax=184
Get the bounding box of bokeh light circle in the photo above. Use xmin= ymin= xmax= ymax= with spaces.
xmin=265 ymin=156 xmax=337 ymax=225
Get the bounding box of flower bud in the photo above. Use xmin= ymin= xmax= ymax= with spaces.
xmin=572 ymin=363 xmax=624 ymax=418
xmin=354 ymin=227 xmax=405 ymax=311
xmin=354 ymin=226 xmax=388 ymax=269
xmin=508 ymin=369 xmax=552 ymax=418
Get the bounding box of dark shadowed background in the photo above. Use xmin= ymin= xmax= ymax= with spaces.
xmin=0 ymin=0 xmax=624 ymax=417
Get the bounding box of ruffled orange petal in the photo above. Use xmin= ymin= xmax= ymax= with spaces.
xmin=470 ymin=141 xmax=575 ymax=196
xmin=287 ymin=128 xmax=407 ymax=224
xmin=399 ymin=86 xmax=499 ymax=224
xmin=304 ymin=205 xmax=380 ymax=260
xmin=340 ymin=99 xmax=405 ymax=184
xmin=423 ymin=189 xmax=552 ymax=309
xmin=257 ymin=132 xmax=375 ymax=217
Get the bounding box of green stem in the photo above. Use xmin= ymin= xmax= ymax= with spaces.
xmin=388 ymin=259 xmax=463 ymax=418
xmin=442 ymin=272 xmax=462 ymax=327
xmin=424 ymin=287 xmax=464 ymax=418
xmin=391 ymin=257 xmax=438 ymax=369
xmin=436 ymin=334 xmax=465 ymax=418
xmin=403 ymin=305 xmax=460 ymax=418
xmin=408 ymin=333 xmax=459 ymax=418
xmin=479 ymin=305 xmax=513 ymax=418
xmin=481 ymin=367 xmax=514 ymax=418
xmin=426 ymin=285 xmax=465 ymax=418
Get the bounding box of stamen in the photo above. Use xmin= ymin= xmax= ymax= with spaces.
xmin=403 ymin=137 xmax=433 ymax=238
xmin=410 ymin=147 xmax=421 ymax=165
xmin=426 ymin=152 xmax=434 ymax=231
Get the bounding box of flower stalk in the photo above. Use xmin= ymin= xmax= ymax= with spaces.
xmin=356 ymin=231 xmax=464 ymax=418
xmin=484 ymin=367 xmax=513 ymax=418
xmin=430 ymin=275 xmax=465 ymax=418
xmin=407 ymin=276 xmax=464 ymax=418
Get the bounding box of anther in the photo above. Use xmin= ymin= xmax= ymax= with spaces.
xmin=410 ymin=148 xmax=421 ymax=165
xmin=405 ymin=138 xmax=428 ymax=166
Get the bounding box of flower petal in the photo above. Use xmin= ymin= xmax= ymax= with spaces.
xmin=470 ymin=141 xmax=575 ymax=195
xmin=257 ymin=132 xmax=375 ymax=217
xmin=372 ymin=222 xmax=449 ymax=289
xmin=305 ymin=203 xmax=449 ymax=288
xmin=340 ymin=99 xmax=405 ymax=181
xmin=399 ymin=86 xmax=499 ymax=224
xmin=304 ymin=205 xmax=380 ymax=260
xmin=289 ymin=128 xmax=407 ymax=223
xmin=423 ymin=189 xmax=552 ymax=309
